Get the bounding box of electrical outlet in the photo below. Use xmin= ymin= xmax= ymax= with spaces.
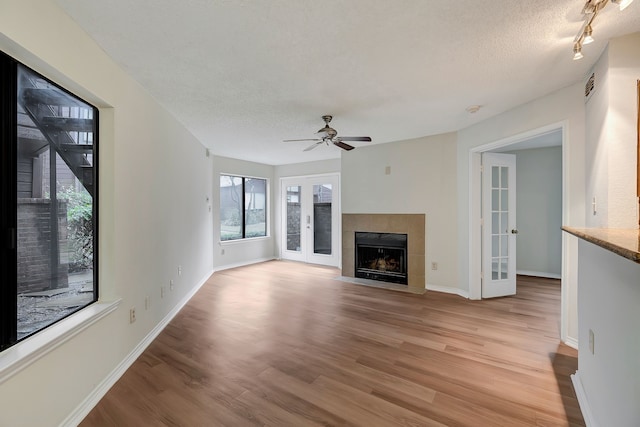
xmin=431 ymin=262 xmax=438 ymax=270
xmin=170 ymin=279 xmax=175 ymax=291
xmin=589 ymin=329 xmax=595 ymax=354
xmin=221 ymin=248 xmax=225 ymax=255
xmin=129 ymin=307 xmax=136 ymax=324
xmin=145 ymin=296 xmax=150 ymax=310
xmin=178 ymin=265 xmax=182 ymax=276
xmin=161 ymin=286 xmax=165 ymax=298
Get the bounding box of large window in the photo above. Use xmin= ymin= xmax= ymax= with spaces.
xmin=220 ymin=175 xmax=267 ymax=241
xmin=0 ymin=52 xmax=98 ymax=351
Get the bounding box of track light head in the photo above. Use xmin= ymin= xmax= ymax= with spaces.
xmin=573 ymin=43 xmax=584 ymax=60
xmin=583 ymin=25 xmax=594 ymax=44
xmin=612 ymin=0 xmax=634 ymax=10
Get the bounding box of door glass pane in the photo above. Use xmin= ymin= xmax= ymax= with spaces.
xmin=492 ymin=166 xmax=499 ymax=187
xmin=492 ymin=212 xmax=499 ymax=232
xmin=16 ymin=64 xmax=97 ymax=340
xmin=313 ymin=184 xmax=332 ymax=255
xmin=501 ymin=189 xmax=508 ymax=211
xmin=501 ymin=166 xmax=508 ymax=188
xmin=492 ymin=236 xmax=499 ymax=257
xmin=220 ymin=176 xmax=243 ymax=240
xmin=492 ymin=189 xmax=499 ymax=211
xmin=286 ymin=186 xmax=301 ymax=251
xmin=492 ymin=261 xmax=499 ymax=280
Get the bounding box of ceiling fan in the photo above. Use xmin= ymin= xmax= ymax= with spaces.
xmin=283 ymin=115 xmax=372 ymax=151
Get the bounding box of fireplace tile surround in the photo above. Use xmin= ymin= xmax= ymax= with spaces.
xmin=342 ymin=214 xmax=425 ymax=293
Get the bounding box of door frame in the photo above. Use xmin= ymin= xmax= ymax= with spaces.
xmin=468 ymin=121 xmax=571 ymax=343
xmin=279 ymin=173 xmax=341 ymax=267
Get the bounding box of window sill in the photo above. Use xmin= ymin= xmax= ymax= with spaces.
xmin=219 ymin=235 xmax=271 ymax=246
xmin=0 ymin=298 xmax=121 ymax=384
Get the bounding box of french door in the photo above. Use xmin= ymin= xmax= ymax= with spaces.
xmin=281 ymin=174 xmax=340 ymax=267
xmin=482 ymin=153 xmax=517 ymax=298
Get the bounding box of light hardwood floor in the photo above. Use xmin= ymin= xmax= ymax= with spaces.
xmin=81 ymin=261 xmax=584 ymax=426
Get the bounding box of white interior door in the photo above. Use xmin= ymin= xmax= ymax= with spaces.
xmin=482 ymin=153 xmax=517 ymax=298
xmin=281 ymin=174 xmax=340 ymax=267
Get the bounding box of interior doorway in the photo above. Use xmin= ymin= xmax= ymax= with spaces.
xmin=469 ymin=123 xmax=567 ymax=334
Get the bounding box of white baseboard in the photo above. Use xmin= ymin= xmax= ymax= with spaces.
xmin=214 ymin=257 xmax=276 ymax=272
xmin=426 ymin=283 xmax=469 ymax=299
xmin=517 ymin=270 xmax=561 ymax=279
xmin=61 ymin=269 xmax=214 ymax=427
xmin=571 ymin=371 xmax=598 ymax=427
xmin=564 ymin=335 xmax=579 ymax=350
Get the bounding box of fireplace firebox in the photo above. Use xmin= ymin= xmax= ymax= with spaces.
xmin=355 ymin=232 xmax=408 ymax=285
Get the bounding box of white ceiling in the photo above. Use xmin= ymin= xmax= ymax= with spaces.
xmin=54 ymin=0 xmax=640 ymax=165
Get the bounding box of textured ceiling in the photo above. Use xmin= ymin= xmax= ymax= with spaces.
xmin=54 ymin=0 xmax=640 ymax=165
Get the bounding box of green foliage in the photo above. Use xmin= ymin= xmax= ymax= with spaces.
xmin=58 ymin=186 xmax=93 ymax=272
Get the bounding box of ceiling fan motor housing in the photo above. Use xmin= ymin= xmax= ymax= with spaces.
xmin=318 ymin=115 xmax=337 ymax=138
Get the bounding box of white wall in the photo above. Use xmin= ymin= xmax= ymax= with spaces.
xmin=213 ymin=155 xmax=276 ymax=269
xmin=341 ymin=133 xmax=459 ymax=291
xmin=457 ymin=83 xmax=586 ymax=344
xmin=574 ymin=241 xmax=640 ymax=426
xmin=275 ymin=158 xmax=341 ymax=178
xmin=0 ymin=1 xmax=214 ymax=425
xmin=504 ymin=146 xmax=563 ymax=277
xmin=585 ymin=32 xmax=640 ymax=228
xmin=585 ymin=46 xmax=611 ymax=228
xmin=572 ymin=31 xmax=640 ymax=427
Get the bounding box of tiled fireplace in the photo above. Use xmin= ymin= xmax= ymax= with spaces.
xmin=342 ymin=214 xmax=425 ymax=293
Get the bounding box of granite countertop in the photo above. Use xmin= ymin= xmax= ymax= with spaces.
xmin=562 ymin=227 xmax=640 ymax=264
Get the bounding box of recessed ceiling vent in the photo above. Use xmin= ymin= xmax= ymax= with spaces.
xmin=585 ymin=73 xmax=595 ymax=102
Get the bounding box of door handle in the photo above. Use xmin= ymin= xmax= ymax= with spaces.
xmin=511 ymin=229 xmax=519 ymax=234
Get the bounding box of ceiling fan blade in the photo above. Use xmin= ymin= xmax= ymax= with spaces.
xmin=333 ymin=141 xmax=355 ymax=151
xmin=304 ymin=141 xmax=324 ymax=151
xmin=283 ymin=138 xmax=322 ymax=143
xmin=339 ymin=136 xmax=372 ymax=142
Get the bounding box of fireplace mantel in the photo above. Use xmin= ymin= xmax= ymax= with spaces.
xmin=342 ymin=214 xmax=425 ymax=292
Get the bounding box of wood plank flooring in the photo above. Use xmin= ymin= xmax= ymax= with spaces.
xmin=81 ymin=261 xmax=584 ymax=426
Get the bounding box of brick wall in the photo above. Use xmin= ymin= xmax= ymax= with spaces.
xmin=17 ymin=199 xmax=69 ymax=294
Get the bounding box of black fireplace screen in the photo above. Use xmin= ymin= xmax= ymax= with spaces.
xmin=355 ymin=232 xmax=408 ymax=285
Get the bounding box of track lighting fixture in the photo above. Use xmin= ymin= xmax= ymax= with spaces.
xmin=572 ymin=0 xmax=634 ymax=59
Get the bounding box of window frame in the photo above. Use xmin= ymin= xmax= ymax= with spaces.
xmin=0 ymin=50 xmax=99 ymax=352
xmin=219 ymin=174 xmax=268 ymax=242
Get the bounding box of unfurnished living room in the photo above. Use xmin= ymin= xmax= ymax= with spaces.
xmin=1 ymin=1 xmax=639 ymax=426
